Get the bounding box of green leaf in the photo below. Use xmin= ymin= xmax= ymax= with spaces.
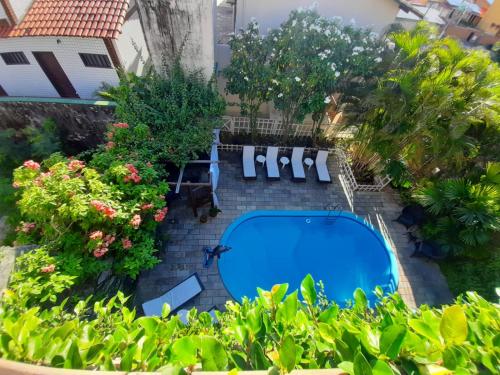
xmin=318 ymin=304 xmax=339 ymax=323
xmin=354 ymin=288 xmax=368 ymax=311
xmin=278 ymin=291 xmax=298 ymax=323
xmin=271 ymin=283 xmax=289 ymax=305
xmin=120 ymin=344 xmax=137 ymax=371
xmin=409 ymin=319 xmax=441 ymax=343
xmin=318 ymin=322 xmax=337 ymax=344
xmin=64 ymin=341 xmax=83 ymax=369
xmin=440 ymin=306 xmax=467 ymax=345
xmin=250 ymin=341 xmax=270 ymax=369
xmin=380 ymin=325 xmax=407 ymax=360
xmin=159 ymin=366 xmax=187 ymax=375
xmin=200 ymin=336 xmax=228 ymax=371
xmin=172 ymin=337 xmax=198 ymax=366
xmin=353 ymin=352 xmax=372 ymax=375
xmin=161 ymin=303 xmax=171 ymax=319
xmin=372 ymin=360 xmax=394 ymax=375
xmin=300 ymin=274 xmax=317 ymax=306
xmin=279 ymin=335 xmax=297 ymax=373
xmin=338 ymin=361 xmax=354 ymax=375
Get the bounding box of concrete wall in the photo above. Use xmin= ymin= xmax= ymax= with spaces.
xmin=0 ymin=36 xmax=120 ymax=99
xmin=0 ymin=98 xmax=115 ymax=149
xmin=136 ymin=0 xmax=215 ymax=81
xmin=116 ymin=2 xmax=150 ymax=75
xmin=235 ymin=0 xmax=401 ymax=33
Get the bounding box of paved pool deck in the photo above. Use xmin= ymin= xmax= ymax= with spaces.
xmin=136 ymin=151 xmax=453 ymax=313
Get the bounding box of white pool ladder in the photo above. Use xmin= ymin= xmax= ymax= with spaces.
xmin=325 ymin=204 xmax=342 ymax=225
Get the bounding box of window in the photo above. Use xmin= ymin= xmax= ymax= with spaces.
xmin=1 ymin=52 xmax=29 ymax=65
xmin=79 ymin=53 xmax=112 ymax=68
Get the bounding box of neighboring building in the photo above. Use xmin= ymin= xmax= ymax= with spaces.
xmin=396 ymin=5 xmax=446 ymax=28
xmin=0 ymin=0 xmax=149 ymax=99
xmin=233 ymin=0 xmax=423 ymax=34
xmin=439 ymin=0 xmax=482 ymax=27
xmin=478 ymin=0 xmax=500 ymax=35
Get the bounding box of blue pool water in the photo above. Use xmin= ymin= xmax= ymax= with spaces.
xmin=218 ymin=211 xmax=398 ymax=306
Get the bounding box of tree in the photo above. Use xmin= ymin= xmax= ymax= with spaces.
xmin=270 ymin=10 xmax=388 ymax=141
xmin=224 ymin=21 xmax=272 ymax=140
xmin=351 ymin=23 xmax=500 ymax=183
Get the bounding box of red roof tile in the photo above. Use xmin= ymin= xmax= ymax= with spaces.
xmin=7 ymin=0 xmax=129 ymax=39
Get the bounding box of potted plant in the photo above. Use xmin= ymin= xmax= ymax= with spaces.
xmin=209 ymin=207 xmax=222 ymax=218
xmin=199 ymin=214 xmax=208 ymax=223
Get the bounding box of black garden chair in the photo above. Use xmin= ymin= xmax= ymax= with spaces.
xmin=411 ymin=241 xmax=447 ymax=260
xmin=394 ymin=204 xmax=427 ymax=229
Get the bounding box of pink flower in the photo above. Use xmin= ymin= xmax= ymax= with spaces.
xmin=107 ymin=131 xmax=114 ymax=139
xmin=146 ymin=162 xmax=152 ymax=167
xmin=154 ymin=207 xmax=169 ymax=222
xmin=41 ymin=264 xmax=56 ymax=273
xmin=40 ymin=172 xmax=52 ymax=179
xmin=103 ymin=234 xmax=116 ymax=246
xmin=122 ymin=238 xmax=132 ymax=249
xmin=23 ymin=160 xmax=40 ymax=170
xmin=17 ymin=222 xmax=36 ymax=233
xmin=68 ymin=160 xmax=85 ymax=171
xmin=106 ymin=141 xmax=115 ymax=150
xmin=90 ymin=200 xmax=117 ymax=219
xmin=12 ymin=182 xmax=20 ymax=189
xmin=141 ymin=203 xmax=154 ymax=210
xmin=62 ymin=175 xmax=70 ymax=180
xmin=125 ymin=164 xmax=138 ymax=174
xmin=113 ymin=123 xmax=129 ymax=128
xmin=93 ymin=247 xmax=108 ymax=258
xmin=130 ymin=214 xmax=141 ymax=229
xmin=89 ymin=231 xmax=103 ymax=240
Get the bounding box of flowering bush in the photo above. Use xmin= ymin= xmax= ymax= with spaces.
xmin=12 ymin=153 xmax=169 ymax=284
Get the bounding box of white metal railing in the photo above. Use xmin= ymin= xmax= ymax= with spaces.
xmin=221 ymin=116 xmax=353 ymax=138
xmin=336 ymin=149 xmax=391 ymax=192
xmin=217 ymin=143 xmax=335 ymax=154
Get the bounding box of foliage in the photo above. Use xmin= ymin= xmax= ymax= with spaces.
xmin=224 ymin=20 xmax=272 ymax=139
xmin=100 ymin=63 xmax=225 ymax=167
xmin=351 ymin=23 xmax=500 ymax=182
xmin=0 ymin=275 xmax=499 ymax=373
xmin=11 ymin=151 xmax=169 ymax=302
xmin=439 ymin=244 xmax=500 ymax=302
xmin=268 ymin=9 xmax=387 ymax=138
xmin=225 ymin=8 xmax=389 ymax=141
xmin=413 ymin=166 xmax=500 ymax=255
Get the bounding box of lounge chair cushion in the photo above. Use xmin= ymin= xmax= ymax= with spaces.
xmin=291 ymin=147 xmax=306 ymax=181
xmin=242 ymin=146 xmax=256 ymax=179
xmin=142 ymin=273 xmax=204 ymax=316
xmin=315 ymin=150 xmax=331 ymax=183
xmin=266 ymin=147 xmax=280 ymax=180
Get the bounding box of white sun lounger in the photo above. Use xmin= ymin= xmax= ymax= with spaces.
xmin=142 ymin=273 xmax=204 ymax=316
xmin=315 ymin=150 xmax=332 ymax=183
xmin=242 ymin=146 xmax=256 ymax=180
xmin=291 ymin=147 xmax=306 ymax=182
xmin=266 ymin=146 xmax=280 ymax=180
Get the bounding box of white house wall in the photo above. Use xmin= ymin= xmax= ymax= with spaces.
xmin=0 ymin=3 xmax=7 ymax=20
xmin=235 ymin=0 xmax=401 ymax=33
xmin=10 ymin=0 xmax=32 ymax=21
xmin=0 ymin=36 xmax=120 ymax=99
xmin=116 ymin=7 xmax=150 ymax=75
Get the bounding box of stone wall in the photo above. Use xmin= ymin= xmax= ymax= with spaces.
xmin=0 ymin=98 xmax=116 ymax=150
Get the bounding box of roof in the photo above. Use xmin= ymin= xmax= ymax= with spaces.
xmin=8 ymin=0 xmax=129 ymax=39
xmin=397 ymin=5 xmax=446 ymax=25
xmin=446 ymin=0 xmax=482 ymax=15
xmin=394 ymin=0 xmax=426 ymax=18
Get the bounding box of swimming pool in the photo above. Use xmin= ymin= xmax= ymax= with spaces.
xmin=218 ymin=210 xmax=398 ymax=306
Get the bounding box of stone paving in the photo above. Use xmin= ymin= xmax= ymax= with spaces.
xmin=136 ymin=151 xmax=453 ymax=313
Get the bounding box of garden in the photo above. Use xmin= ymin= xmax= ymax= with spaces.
xmin=0 ymin=7 xmax=499 ymax=374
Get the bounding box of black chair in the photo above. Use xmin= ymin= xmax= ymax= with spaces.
xmin=394 ymin=204 xmax=426 ymax=229
xmin=411 ymin=241 xmax=447 ymax=260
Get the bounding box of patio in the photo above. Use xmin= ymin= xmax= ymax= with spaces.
xmin=135 ymin=150 xmax=453 ymax=312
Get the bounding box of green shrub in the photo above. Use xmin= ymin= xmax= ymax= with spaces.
xmin=0 ymin=275 xmax=498 ymax=373
xmin=100 ymin=63 xmax=225 ymax=167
